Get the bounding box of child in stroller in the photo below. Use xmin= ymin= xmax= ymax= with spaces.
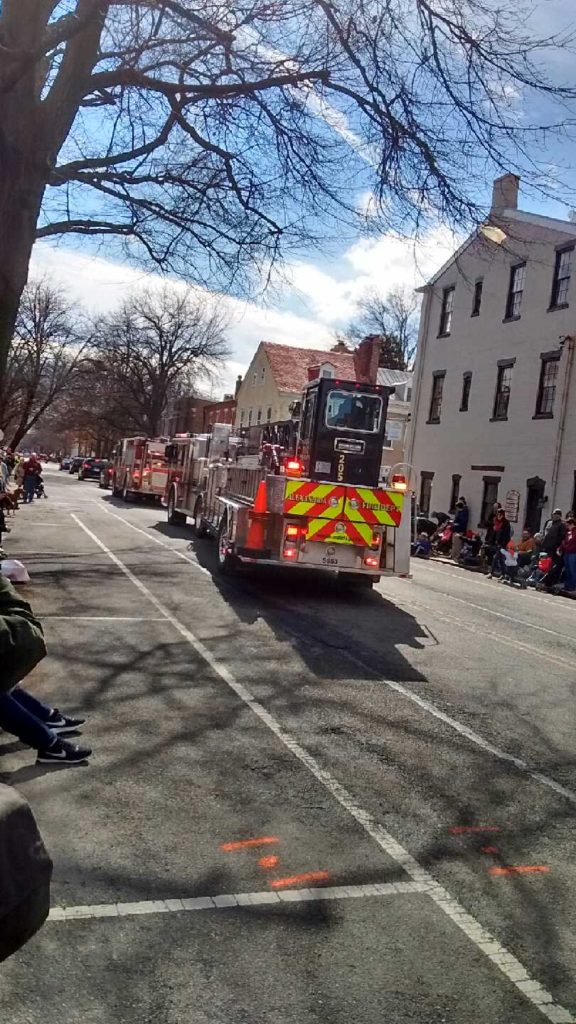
xmin=34 ymin=475 xmax=48 ymax=500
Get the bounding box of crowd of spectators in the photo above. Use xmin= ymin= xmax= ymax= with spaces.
xmin=413 ymin=497 xmax=576 ymax=597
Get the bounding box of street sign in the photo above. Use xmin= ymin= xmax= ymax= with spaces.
xmin=504 ymin=488 xmax=520 ymax=522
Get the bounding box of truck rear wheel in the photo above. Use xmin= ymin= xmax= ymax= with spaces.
xmin=167 ymin=489 xmax=186 ymax=525
xmin=217 ymin=514 xmax=238 ymax=575
xmin=193 ymin=498 xmax=209 ymax=538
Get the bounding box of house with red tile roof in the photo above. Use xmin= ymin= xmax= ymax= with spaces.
xmin=234 ymin=337 xmax=382 ymax=429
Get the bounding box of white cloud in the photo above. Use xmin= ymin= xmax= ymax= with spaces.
xmin=30 ymin=224 xmax=460 ymax=393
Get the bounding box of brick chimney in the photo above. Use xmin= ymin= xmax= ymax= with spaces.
xmin=354 ymin=335 xmax=381 ymax=383
xmin=490 ymin=173 xmax=520 ymax=215
xmin=234 ymin=374 xmax=242 ymax=397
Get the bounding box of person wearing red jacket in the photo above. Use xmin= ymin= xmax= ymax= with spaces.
xmin=561 ymin=516 xmax=576 ymax=593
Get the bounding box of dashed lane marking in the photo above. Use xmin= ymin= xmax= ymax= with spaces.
xmin=69 ymin=512 xmax=576 ymax=1024
xmin=94 ymin=501 xmax=211 ymax=576
xmin=47 ymin=880 xmax=428 ymax=922
xmin=271 ymin=871 xmax=330 ymax=889
xmin=220 ymin=836 xmax=279 ymax=852
xmin=489 ymin=866 xmax=550 ymax=877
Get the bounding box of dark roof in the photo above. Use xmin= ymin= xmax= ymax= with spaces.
xmin=262 ymin=342 xmax=358 ymax=393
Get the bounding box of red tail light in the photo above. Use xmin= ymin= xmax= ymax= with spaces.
xmin=364 ymin=555 xmax=379 ymax=568
xmin=285 ymin=459 xmax=303 ymax=478
xmin=83 ymin=462 xmax=90 ymax=469
xmin=132 ymin=470 xmax=140 ymax=479
xmin=391 ymin=474 xmax=407 ymax=491
xmin=283 ymin=546 xmax=298 ymax=560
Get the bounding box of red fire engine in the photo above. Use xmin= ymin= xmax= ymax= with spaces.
xmin=111 ymin=437 xmax=169 ymax=502
xmin=163 ymin=378 xmax=410 ymax=587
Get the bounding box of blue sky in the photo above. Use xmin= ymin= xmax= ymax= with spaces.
xmin=35 ymin=0 xmax=576 ymax=395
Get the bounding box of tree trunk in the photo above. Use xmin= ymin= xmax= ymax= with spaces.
xmin=0 ymin=4 xmax=51 ymax=399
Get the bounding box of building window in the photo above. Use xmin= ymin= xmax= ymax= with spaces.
xmin=535 ymin=355 xmax=560 ymax=417
xmin=419 ymin=472 xmax=434 ymax=515
xmin=252 ymin=372 xmax=257 ymax=387
xmin=248 ymin=409 xmax=252 ymax=426
xmin=428 ymin=372 xmax=445 ymax=423
xmin=505 ymin=262 xmax=526 ymax=319
xmin=480 ymin=477 xmax=500 ymax=527
xmin=550 ymin=246 xmax=573 ymax=308
xmin=266 ymin=407 xmax=272 ymax=422
xmin=261 ymin=367 xmax=266 ymax=382
xmin=471 ymin=279 xmax=483 ymax=317
xmin=460 ymin=372 xmax=472 ymax=411
xmin=449 ymin=474 xmax=461 ymax=513
xmin=240 ymin=409 xmax=245 ymax=424
xmin=438 ymin=286 xmax=455 ymax=336
xmin=257 ymin=408 xmax=262 ymax=424
xmin=492 ymin=363 xmax=513 ymax=420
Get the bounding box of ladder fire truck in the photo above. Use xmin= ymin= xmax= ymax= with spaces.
xmin=111 ymin=437 xmax=169 ymax=502
xmin=163 ymin=377 xmax=410 ymax=585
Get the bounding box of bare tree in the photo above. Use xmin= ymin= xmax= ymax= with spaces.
xmin=90 ymin=285 xmax=229 ymax=437
xmin=0 ymin=2 xmax=574 ymax=386
xmin=0 ymin=278 xmax=90 ymax=448
xmin=343 ymin=287 xmax=419 ymax=369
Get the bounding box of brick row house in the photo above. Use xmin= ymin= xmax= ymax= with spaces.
xmin=407 ymin=174 xmax=576 ymax=534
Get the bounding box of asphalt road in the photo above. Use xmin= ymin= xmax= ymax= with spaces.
xmin=1 ymin=467 xmax=575 ymax=1024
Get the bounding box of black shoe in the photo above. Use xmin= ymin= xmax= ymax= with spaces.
xmin=36 ymin=739 xmax=92 ymax=764
xmin=47 ymin=709 xmax=86 ymax=735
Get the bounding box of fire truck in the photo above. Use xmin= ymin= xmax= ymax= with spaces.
xmin=164 ymin=378 xmax=410 ymax=586
xmin=111 ymin=437 xmax=169 ymax=502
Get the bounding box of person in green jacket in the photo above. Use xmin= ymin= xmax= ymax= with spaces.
xmin=0 ymin=577 xmax=91 ymax=764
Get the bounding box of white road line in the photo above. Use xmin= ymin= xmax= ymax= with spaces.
xmin=392 ymin=592 xmax=576 ymax=674
xmin=405 ymin=581 xmax=576 ymax=645
xmin=94 ymin=501 xmax=211 ymax=576
xmin=69 ymin=512 xmax=575 ymax=1024
xmin=413 ymin=561 xmax=571 ymax=612
xmin=48 ymin=880 xmax=425 ymax=922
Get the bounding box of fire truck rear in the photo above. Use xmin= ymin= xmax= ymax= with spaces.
xmin=112 ymin=437 xmax=169 ymax=502
xmin=164 ymin=378 xmax=410 ymax=586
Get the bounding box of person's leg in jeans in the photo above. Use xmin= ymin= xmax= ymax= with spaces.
xmin=0 ymin=688 xmax=91 ymax=762
xmin=10 ymin=687 xmax=54 ymax=723
xmin=23 ymin=476 xmax=35 ymax=503
xmin=564 ymin=552 xmax=576 ymax=591
xmin=0 ymin=690 xmax=56 ymax=750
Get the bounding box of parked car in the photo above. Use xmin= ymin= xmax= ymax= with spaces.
xmin=68 ymin=457 xmax=84 ymax=475
xmin=59 ymin=457 xmax=72 ymax=471
xmin=98 ymin=461 xmax=113 ymax=489
xmin=78 ymin=458 xmax=107 ymax=481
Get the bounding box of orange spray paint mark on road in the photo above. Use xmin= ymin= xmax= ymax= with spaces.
xmin=489 ymin=865 xmax=550 ymax=877
xmin=270 ymin=871 xmax=330 ymax=889
xmin=449 ymin=826 xmax=500 ymax=835
xmin=481 ymin=846 xmax=499 ymax=855
xmin=220 ymin=836 xmax=278 ymax=852
xmin=258 ymin=855 xmax=280 ymax=869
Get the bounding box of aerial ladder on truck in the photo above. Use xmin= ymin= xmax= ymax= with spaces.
xmin=163 ymin=377 xmax=411 ymax=587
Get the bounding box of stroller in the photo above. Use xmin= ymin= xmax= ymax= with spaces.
xmin=34 ymin=475 xmax=48 ymax=500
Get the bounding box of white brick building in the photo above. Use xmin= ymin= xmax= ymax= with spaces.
xmin=407 ymin=175 xmax=576 ymax=534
